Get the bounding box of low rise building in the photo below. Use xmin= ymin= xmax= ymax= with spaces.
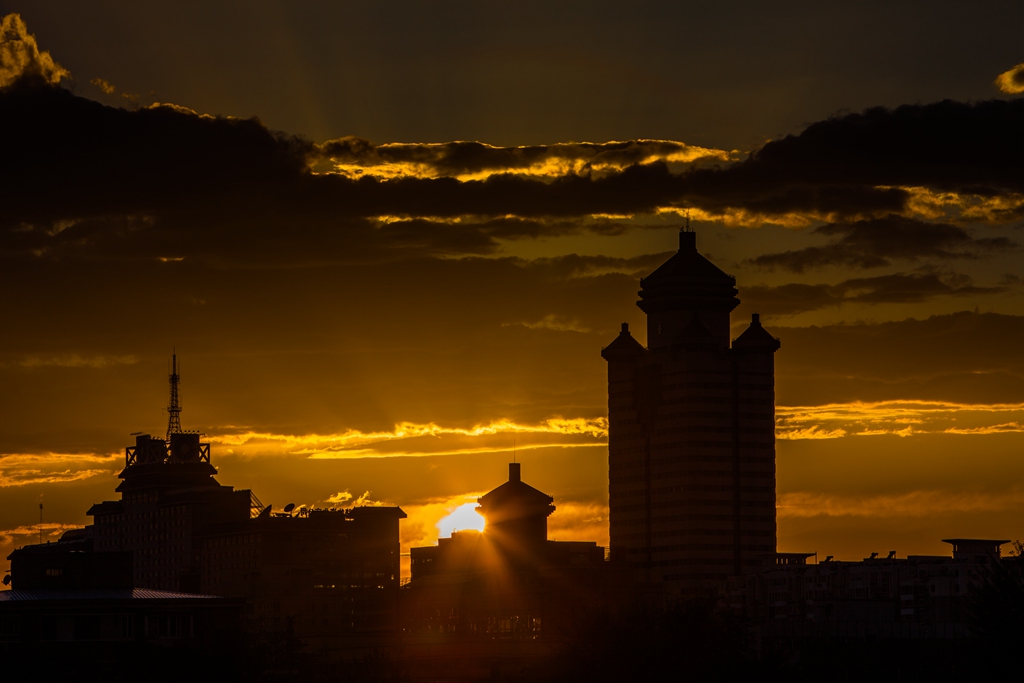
xmin=404 ymin=463 xmax=634 ymax=642
xmin=2 ymin=528 xmax=243 ymax=675
xmin=197 ymin=504 xmax=405 ymax=645
xmin=727 ymin=539 xmax=1009 ymax=642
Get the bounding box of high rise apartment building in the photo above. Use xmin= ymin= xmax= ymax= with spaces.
xmin=602 ymin=229 xmax=780 ymax=595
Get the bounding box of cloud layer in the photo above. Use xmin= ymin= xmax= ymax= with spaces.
xmin=748 ymin=214 xmax=1016 ymax=272
xmin=1 ymin=73 xmax=1021 ymax=270
xmin=744 ymin=271 xmax=1002 ymax=317
xmin=317 ymin=138 xmax=733 ymax=180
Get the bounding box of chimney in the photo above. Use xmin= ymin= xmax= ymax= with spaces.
xmin=509 ymin=462 xmax=521 ymax=483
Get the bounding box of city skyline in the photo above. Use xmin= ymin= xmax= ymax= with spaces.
xmin=1 ymin=5 xmax=1023 ymax=573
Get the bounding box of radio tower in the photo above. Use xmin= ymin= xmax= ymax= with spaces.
xmin=167 ymin=352 xmax=182 ymax=440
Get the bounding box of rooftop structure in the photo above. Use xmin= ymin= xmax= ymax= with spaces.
xmin=404 ymin=463 xmax=632 ymax=650
xmin=87 ymin=358 xmax=254 ymax=591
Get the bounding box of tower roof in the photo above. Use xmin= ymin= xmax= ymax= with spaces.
xmin=601 ymin=322 xmax=647 ymax=361
xmin=477 ymin=463 xmax=555 ymax=525
xmin=732 ymin=313 xmax=781 ymax=352
xmin=637 ymin=230 xmax=739 ymax=314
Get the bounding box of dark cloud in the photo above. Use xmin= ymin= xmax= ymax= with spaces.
xmin=0 ymin=78 xmax=691 ymax=265
xmin=775 ymin=311 xmax=1024 ymax=405
xmin=744 ymin=271 xmax=1003 ymax=317
xmin=317 ymin=138 xmax=727 ymax=177
xmin=0 ymin=77 xmax=311 ymax=225
xmin=320 ymin=98 xmax=1024 ymax=220
xmin=3 ymin=76 xmax=1022 ymax=271
xmin=681 ymin=99 xmax=1024 ymax=218
xmin=520 ymin=252 xmax=671 ymax=280
xmin=748 ymin=215 xmax=1016 ymax=272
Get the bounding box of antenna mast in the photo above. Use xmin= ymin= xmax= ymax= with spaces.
xmin=167 ymin=352 xmax=182 ymax=439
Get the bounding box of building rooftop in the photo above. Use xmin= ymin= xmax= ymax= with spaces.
xmin=601 ymin=322 xmax=647 ymax=359
xmin=733 ymin=313 xmax=781 ymax=351
xmin=641 ymin=231 xmax=736 ymax=288
xmin=0 ymin=588 xmax=223 ymax=601
xmin=476 ymin=463 xmax=555 ymax=525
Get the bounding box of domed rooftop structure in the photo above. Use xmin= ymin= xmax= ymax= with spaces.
xmin=732 ymin=313 xmax=781 ymax=352
xmin=638 ymin=230 xmax=739 ymax=314
xmin=477 ymin=463 xmax=555 ymax=551
xmin=600 ymin=322 xmax=647 ymax=361
xmin=638 ymin=230 xmax=739 ymax=350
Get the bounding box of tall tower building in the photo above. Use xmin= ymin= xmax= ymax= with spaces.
xmin=88 ymin=355 xmax=254 ymax=592
xmin=601 ymin=229 xmax=780 ymax=595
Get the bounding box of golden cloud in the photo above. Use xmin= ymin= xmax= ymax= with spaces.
xmin=317 ymin=490 xmax=386 ymax=507
xmin=208 ymin=400 xmax=1024 ymax=464
xmin=317 ymin=139 xmax=733 ymax=182
xmin=677 ymin=185 xmax=1024 ymax=231
xmin=0 ymin=14 xmax=69 ymax=88
xmin=0 ymin=451 xmax=120 ymax=487
xmin=0 ymin=468 xmax=110 ymax=488
xmin=895 ymin=185 xmax=1024 ymax=224
xmin=0 ymin=522 xmax=83 ymax=545
xmin=547 ymin=500 xmax=609 ymax=547
xmin=943 ymin=422 xmax=1024 ymax=435
xmin=776 ymin=426 xmax=848 ymax=441
xmin=323 ymin=491 xmax=354 ymax=505
xmin=778 ymin=400 xmax=1024 ymax=440
xmin=90 ymin=77 xmax=116 ymax=95
xmin=209 ymin=417 xmax=609 ymax=459
xmin=670 ymin=205 xmax=818 ymax=229
xmin=995 ymin=63 xmax=1024 ymax=94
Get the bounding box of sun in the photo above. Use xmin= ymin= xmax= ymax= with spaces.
xmin=437 ymin=502 xmax=485 ymax=537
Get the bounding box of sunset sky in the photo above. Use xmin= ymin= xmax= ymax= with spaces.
xmin=1 ymin=2 xmax=1023 ymax=574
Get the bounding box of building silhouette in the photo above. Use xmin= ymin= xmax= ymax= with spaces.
xmin=405 ymin=463 xmax=632 ymax=638
xmin=198 ymin=504 xmax=405 ymax=643
xmin=729 ymin=540 xmax=1011 ymax=642
xmin=602 ymin=228 xmax=780 ymax=595
xmin=87 ymin=431 xmax=257 ymax=593
xmin=7 ymin=355 xmax=405 ymax=655
xmin=2 ymin=527 xmax=244 ymax=674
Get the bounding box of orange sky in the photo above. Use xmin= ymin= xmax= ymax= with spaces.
xmin=1 ymin=9 xmax=1023 ymax=573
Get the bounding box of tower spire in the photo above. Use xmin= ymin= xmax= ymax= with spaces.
xmin=167 ymin=351 xmax=182 ymax=439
